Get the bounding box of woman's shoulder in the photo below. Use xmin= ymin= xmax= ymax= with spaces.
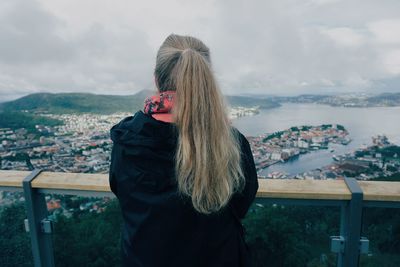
xmin=231 ymin=127 xmax=250 ymax=146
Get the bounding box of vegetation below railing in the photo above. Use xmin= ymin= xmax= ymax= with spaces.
xmin=1 ymin=199 xmax=399 ymax=267
xmin=0 ymin=203 xmax=32 ymax=267
xmin=244 ymin=205 xmax=400 ymax=267
xmin=1 ymin=170 xmax=399 ymax=266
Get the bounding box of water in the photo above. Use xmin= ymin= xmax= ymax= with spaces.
xmin=232 ymin=103 xmax=400 ymax=176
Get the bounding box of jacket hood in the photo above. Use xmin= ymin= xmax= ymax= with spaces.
xmin=110 ymin=111 xmax=178 ymax=193
xmin=110 ymin=110 xmax=178 ymax=149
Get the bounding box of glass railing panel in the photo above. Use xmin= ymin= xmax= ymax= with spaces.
xmin=243 ymin=203 xmax=340 ymax=267
xmin=50 ymin=195 xmax=122 ymax=267
xmin=0 ymin=190 xmax=34 ymax=267
xmin=359 ymin=207 xmax=400 ymax=267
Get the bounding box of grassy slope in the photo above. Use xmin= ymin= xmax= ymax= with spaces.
xmin=0 ymin=91 xmax=153 ymax=115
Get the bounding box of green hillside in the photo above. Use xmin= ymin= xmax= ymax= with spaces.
xmin=0 ymin=90 xmax=154 ymax=115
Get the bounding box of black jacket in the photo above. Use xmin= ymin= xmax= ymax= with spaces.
xmin=109 ymin=110 xmax=259 ymax=267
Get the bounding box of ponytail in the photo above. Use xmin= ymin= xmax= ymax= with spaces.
xmin=155 ymin=34 xmax=245 ymax=214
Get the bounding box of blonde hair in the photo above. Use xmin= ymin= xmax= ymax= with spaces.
xmin=155 ymin=34 xmax=245 ymax=214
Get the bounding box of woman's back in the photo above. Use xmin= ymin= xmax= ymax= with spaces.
xmin=110 ymin=110 xmax=258 ymax=267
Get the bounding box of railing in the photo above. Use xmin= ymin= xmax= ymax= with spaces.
xmin=1 ymin=169 xmax=400 ymax=267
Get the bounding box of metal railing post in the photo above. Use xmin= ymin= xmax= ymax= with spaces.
xmin=333 ymin=204 xmax=346 ymax=267
xmin=340 ymin=177 xmax=364 ymax=267
xmin=23 ymin=169 xmax=55 ymax=267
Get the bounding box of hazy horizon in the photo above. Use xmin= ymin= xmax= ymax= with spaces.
xmin=1 ymin=88 xmax=399 ymax=104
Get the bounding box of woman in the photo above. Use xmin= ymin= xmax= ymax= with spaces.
xmin=109 ymin=34 xmax=259 ymax=267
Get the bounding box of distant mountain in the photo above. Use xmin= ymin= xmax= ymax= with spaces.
xmin=367 ymin=92 xmax=400 ymax=106
xmin=0 ymin=90 xmax=154 ymax=115
xmin=273 ymin=94 xmax=330 ymax=103
xmin=225 ymin=95 xmax=280 ymax=109
xmin=277 ymin=92 xmax=400 ymax=107
xmin=0 ymin=90 xmax=280 ymax=114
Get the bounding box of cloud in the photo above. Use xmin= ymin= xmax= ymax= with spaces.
xmin=369 ymin=19 xmax=400 ymax=45
xmin=383 ymin=50 xmax=400 ymax=75
xmin=0 ymin=0 xmax=155 ymax=101
xmin=319 ymin=27 xmax=366 ymax=47
xmin=0 ymin=0 xmax=75 ymax=64
xmin=309 ymin=0 xmax=343 ymax=5
xmin=0 ymin=0 xmax=400 ymax=101
xmin=204 ymin=0 xmax=388 ymax=94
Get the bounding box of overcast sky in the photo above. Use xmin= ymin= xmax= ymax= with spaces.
xmin=1 ymin=0 xmax=400 ymax=101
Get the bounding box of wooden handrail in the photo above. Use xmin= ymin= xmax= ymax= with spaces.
xmin=1 ymin=170 xmax=400 ymax=202
xmin=0 ymin=170 xmax=30 ymax=187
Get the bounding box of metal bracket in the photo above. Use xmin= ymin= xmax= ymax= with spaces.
xmin=330 ymin=235 xmax=369 ymax=255
xmin=359 ymin=237 xmax=369 ymax=254
xmin=41 ymin=219 xmax=54 ymax=234
xmin=330 ymin=236 xmax=345 ymax=253
xmin=23 ymin=218 xmax=53 ymax=234
xmin=24 ymin=218 xmax=30 ymax=233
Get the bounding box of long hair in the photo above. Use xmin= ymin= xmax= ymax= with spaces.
xmin=154 ymin=34 xmax=245 ymax=214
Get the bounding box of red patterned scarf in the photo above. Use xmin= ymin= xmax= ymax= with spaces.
xmin=143 ymin=90 xmax=176 ymax=123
